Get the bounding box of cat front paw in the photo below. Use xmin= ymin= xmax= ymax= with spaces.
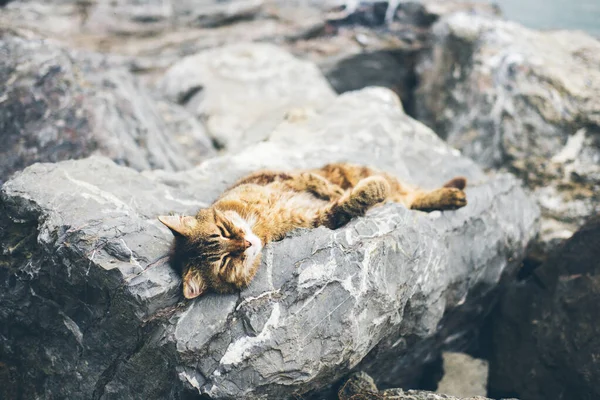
xmin=352 ymin=176 xmax=390 ymax=206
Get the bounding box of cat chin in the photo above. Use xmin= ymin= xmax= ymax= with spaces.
xmin=243 ymin=232 xmax=262 ymax=267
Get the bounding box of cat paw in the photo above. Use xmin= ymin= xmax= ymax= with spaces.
xmin=352 ymin=176 xmax=390 ymax=207
xmin=328 ymin=185 xmax=346 ymax=199
xmin=438 ymin=188 xmax=467 ymax=210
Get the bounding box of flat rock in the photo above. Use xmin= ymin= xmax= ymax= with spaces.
xmin=415 ymin=13 xmax=600 ymax=250
xmin=158 ymin=42 xmax=336 ymax=151
xmin=0 ymin=88 xmax=539 ymax=399
xmin=0 ymin=33 xmax=216 ymax=184
xmin=488 ymin=215 xmax=600 ymax=400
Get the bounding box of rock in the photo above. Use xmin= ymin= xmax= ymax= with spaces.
xmin=158 ymin=42 xmax=336 ymax=151
xmin=0 ymin=87 xmax=539 ymax=399
xmin=488 ymin=215 xmax=600 ymax=400
xmin=415 ymin=13 xmax=600 ymax=250
xmin=1 ymin=0 xmax=264 ymax=37
xmin=0 ymin=0 xmax=328 ymax=81
xmin=288 ymin=0 xmax=500 ymax=116
xmin=155 ymin=99 xmax=217 ymax=161
xmin=338 ymin=371 xmax=514 ymax=400
xmin=0 ymin=33 xmax=215 ymax=185
xmin=436 ymin=352 xmax=488 ymax=398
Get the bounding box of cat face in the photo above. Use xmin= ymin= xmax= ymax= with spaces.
xmin=158 ymin=209 xmax=262 ymax=299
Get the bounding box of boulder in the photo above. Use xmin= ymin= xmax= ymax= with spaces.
xmin=488 ymin=215 xmax=600 ymax=400
xmin=415 ymin=13 xmax=600 ymax=250
xmin=158 ymin=42 xmax=336 ymax=151
xmin=0 ymin=33 xmax=216 ymax=185
xmin=288 ymin=0 xmax=500 ymax=116
xmin=0 ymin=88 xmax=539 ymax=399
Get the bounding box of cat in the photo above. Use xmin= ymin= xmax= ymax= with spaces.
xmin=158 ymin=162 xmax=467 ymax=299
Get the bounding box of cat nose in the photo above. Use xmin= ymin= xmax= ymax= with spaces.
xmin=244 ymin=240 xmax=252 ymax=249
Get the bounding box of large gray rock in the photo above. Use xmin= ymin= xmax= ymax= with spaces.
xmin=0 ymin=33 xmax=216 ymax=184
xmin=158 ymin=42 xmax=336 ymax=151
xmin=0 ymin=88 xmax=539 ymax=399
xmin=415 ymin=13 xmax=600 ymax=250
xmin=287 ymin=0 xmax=500 ymax=115
xmin=488 ymin=215 xmax=600 ymax=400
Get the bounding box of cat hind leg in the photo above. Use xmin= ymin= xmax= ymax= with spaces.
xmin=315 ymin=176 xmax=390 ymax=229
xmin=410 ymin=187 xmax=467 ymax=212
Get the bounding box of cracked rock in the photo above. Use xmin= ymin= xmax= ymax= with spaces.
xmin=158 ymin=42 xmax=336 ymax=151
xmin=415 ymin=13 xmax=600 ymax=251
xmin=0 ymin=88 xmax=539 ymax=399
xmin=0 ymin=33 xmax=216 ymax=185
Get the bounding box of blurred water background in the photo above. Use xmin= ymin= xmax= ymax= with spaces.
xmin=470 ymin=0 xmax=600 ymax=36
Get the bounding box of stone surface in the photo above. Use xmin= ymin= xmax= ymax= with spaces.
xmin=415 ymin=13 xmax=600 ymax=250
xmin=0 ymin=0 xmax=329 ymax=82
xmin=488 ymin=215 xmax=600 ymax=400
xmin=436 ymin=352 xmax=488 ymax=398
xmin=0 ymin=88 xmax=539 ymax=399
xmin=0 ymin=33 xmax=215 ymax=185
xmin=338 ymin=371 xmax=513 ymax=400
xmin=158 ymin=42 xmax=336 ymax=151
xmin=1 ymin=0 xmax=264 ymax=37
xmin=287 ymin=0 xmax=500 ymax=115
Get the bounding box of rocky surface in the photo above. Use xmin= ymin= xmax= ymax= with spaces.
xmin=0 ymin=87 xmax=539 ymax=399
xmin=338 ymin=371 xmax=514 ymax=400
xmin=0 ymin=0 xmax=330 ymax=81
xmin=415 ymin=13 xmax=600 ymax=251
xmin=488 ymin=215 xmax=600 ymax=400
xmin=0 ymin=33 xmax=216 ymax=185
xmin=289 ymin=0 xmax=500 ymax=115
xmin=158 ymin=42 xmax=336 ymax=151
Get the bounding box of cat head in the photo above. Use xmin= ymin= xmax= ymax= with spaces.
xmin=158 ymin=209 xmax=262 ymax=299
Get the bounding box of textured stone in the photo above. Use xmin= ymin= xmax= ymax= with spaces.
xmin=338 ymin=371 xmax=514 ymax=400
xmin=158 ymin=42 xmax=336 ymax=151
xmin=1 ymin=0 xmax=264 ymax=37
xmin=0 ymin=87 xmax=539 ymax=399
xmin=488 ymin=215 xmax=600 ymax=400
xmin=0 ymin=0 xmax=328 ymax=82
xmin=287 ymin=0 xmax=500 ymax=115
xmin=0 ymin=33 xmax=215 ymax=184
xmin=415 ymin=13 xmax=600 ymax=250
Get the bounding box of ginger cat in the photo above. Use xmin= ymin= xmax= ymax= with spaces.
xmin=159 ymin=163 xmax=467 ymax=299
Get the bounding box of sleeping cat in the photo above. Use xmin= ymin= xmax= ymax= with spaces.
xmin=158 ymin=163 xmax=467 ymax=299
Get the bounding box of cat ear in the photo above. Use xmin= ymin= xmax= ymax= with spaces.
xmin=158 ymin=215 xmax=198 ymax=236
xmin=212 ymin=208 xmax=226 ymax=221
xmin=183 ymin=272 xmax=207 ymax=299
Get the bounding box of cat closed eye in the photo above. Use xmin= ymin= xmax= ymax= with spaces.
xmin=217 ymin=226 xmax=231 ymax=238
